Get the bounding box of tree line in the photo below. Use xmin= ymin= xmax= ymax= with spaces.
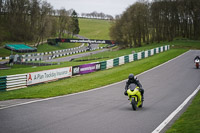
xmin=110 ymin=0 xmax=200 ymax=48
xmin=0 ymin=0 xmax=80 ymax=47
xmin=81 ymin=11 xmax=114 ymax=20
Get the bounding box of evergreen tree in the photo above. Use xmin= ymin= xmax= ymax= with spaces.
xmin=71 ymin=10 xmax=80 ymax=36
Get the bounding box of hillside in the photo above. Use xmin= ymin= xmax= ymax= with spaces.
xmin=79 ymin=18 xmax=112 ymax=40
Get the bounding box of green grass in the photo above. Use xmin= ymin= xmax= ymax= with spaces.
xmin=172 ymin=38 xmax=200 ymax=49
xmin=166 ymin=91 xmax=200 ymax=133
xmin=0 ymin=48 xmax=12 ymax=57
xmin=0 ymin=49 xmax=187 ymax=100
xmin=79 ymin=18 xmax=111 ymax=40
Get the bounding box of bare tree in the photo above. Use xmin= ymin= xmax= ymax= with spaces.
xmin=58 ymin=8 xmax=70 ymax=38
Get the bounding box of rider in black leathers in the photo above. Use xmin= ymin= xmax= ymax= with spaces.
xmin=124 ymin=74 xmax=144 ymax=101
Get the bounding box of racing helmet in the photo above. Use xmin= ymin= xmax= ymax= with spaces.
xmin=128 ymin=74 xmax=134 ymax=80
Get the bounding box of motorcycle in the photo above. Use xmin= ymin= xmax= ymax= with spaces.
xmin=127 ymin=83 xmax=143 ymax=110
xmin=194 ymin=58 xmax=199 ymax=69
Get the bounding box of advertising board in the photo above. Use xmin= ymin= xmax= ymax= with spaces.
xmin=27 ymin=67 xmax=72 ymax=85
xmin=72 ymin=63 xmax=100 ymax=75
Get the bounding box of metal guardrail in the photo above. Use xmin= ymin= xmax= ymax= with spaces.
xmin=0 ymin=74 xmax=27 ymax=91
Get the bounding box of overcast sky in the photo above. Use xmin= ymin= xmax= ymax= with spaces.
xmin=45 ymin=0 xmax=138 ymax=16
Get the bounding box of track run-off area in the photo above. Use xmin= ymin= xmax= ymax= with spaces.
xmin=0 ymin=50 xmax=199 ymax=133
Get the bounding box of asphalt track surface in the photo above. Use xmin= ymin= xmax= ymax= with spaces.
xmin=0 ymin=50 xmax=200 ymax=133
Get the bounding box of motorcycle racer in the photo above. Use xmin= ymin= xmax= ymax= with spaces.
xmin=124 ymin=74 xmax=144 ymax=101
xmin=194 ymin=56 xmax=200 ymax=62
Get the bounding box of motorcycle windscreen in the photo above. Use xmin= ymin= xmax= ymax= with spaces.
xmin=129 ymin=83 xmax=137 ymax=91
xmin=195 ymin=59 xmax=200 ymax=62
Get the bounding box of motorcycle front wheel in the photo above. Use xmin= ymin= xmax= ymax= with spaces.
xmin=131 ymin=98 xmax=137 ymax=110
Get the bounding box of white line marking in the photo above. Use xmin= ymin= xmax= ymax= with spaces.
xmin=152 ymin=84 xmax=200 ymax=133
xmin=0 ymin=50 xmax=191 ymax=110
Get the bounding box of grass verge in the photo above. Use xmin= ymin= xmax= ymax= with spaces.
xmin=166 ymin=91 xmax=200 ymax=133
xmin=0 ymin=48 xmax=187 ymax=101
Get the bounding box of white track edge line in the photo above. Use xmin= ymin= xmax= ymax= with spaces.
xmin=152 ymin=84 xmax=200 ymax=133
xmin=0 ymin=50 xmax=191 ymax=110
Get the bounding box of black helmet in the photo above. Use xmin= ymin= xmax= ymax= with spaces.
xmin=128 ymin=74 xmax=134 ymax=80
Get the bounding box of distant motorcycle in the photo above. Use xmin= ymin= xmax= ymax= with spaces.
xmin=194 ymin=58 xmax=199 ymax=69
xmin=127 ymin=84 xmax=143 ymax=110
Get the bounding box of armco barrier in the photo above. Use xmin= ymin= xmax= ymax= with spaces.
xmin=6 ymin=74 xmax=27 ymax=90
xmin=151 ymin=49 xmax=154 ymax=56
xmin=129 ymin=54 xmax=134 ymax=62
xmin=0 ymin=76 xmax=7 ymax=90
xmin=124 ymin=56 xmax=129 ymax=63
xmin=148 ymin=50 xmax=150 ymax=57
xmin=138 ymin=52 xmax=142 ymax=60
xmin=145 ymin=51 xmax=148 ymax=58
xmin=0 ymin=74 xmax=27 ymax=91
xmin=1 ymin=45 xmax=170 ymax=91
xmin=100 ymin=61 xmax=107 ymax=70
xmin=134 ymin=53 xmax=138 ymax=61
xmin=142 ymin=51 xmax=145 ymax=59
xmin=154 ymin=48 xmax=156 ymax=54
xmin=106 ymin=59 xmax=114 ymax=69
xmin=119 ymin=56 xmax=125 ymax=65
xmin=113 ymin=58 xmax=119 ymax=66
xmin=103 ymin=45 xmax=169 ymax=71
